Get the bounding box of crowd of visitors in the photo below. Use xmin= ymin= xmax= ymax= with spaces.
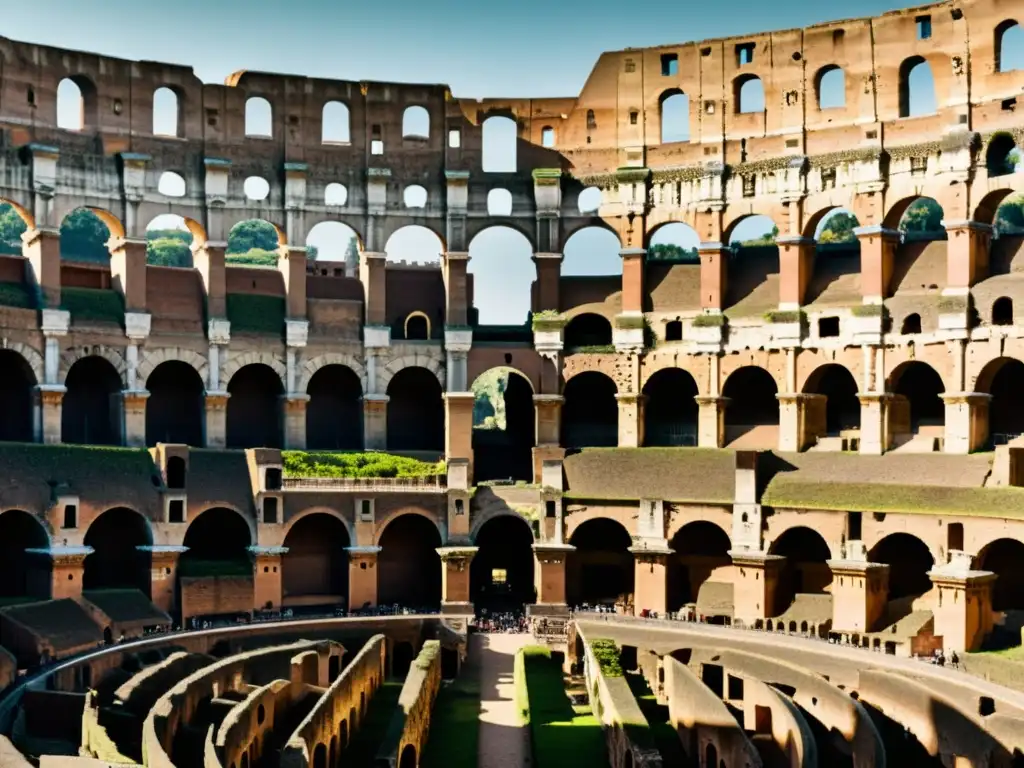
xmin=472 ymin=609 xmax=530 ymax=633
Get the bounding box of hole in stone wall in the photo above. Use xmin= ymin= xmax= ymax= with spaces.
xmin=322 ymin=101 xmax=351 ymax=143
xmin=244 ymin=177 xmax=270 ymax=201
xmin=245 ymin=97 xmax=273 ymax=137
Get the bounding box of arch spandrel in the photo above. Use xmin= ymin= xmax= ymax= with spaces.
xmin=377 ymin=352 xmax=445 ymax=393
xmin=371 ymin=506 xmax=445 ymax=548
xmin=297 ymin=353 xmax=367 ymax=394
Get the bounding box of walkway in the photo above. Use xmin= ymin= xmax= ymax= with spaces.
xmin=474 ymin=633 xmax=533 ymax=768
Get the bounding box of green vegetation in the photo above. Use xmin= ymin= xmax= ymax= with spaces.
xmin=146 ymin=228 xmax=193 ymax=267
xmin=0 ymin=204 xmax=26 ymax=255
xmin=421 ymin=664 xmax=480 ymax=768
xmin=938 ymin=295 xmax=969 ymax=314
xmin=590 ymin=639 xmax=623 ymax=677
xmin=226 ymin=293 xmax=285 ymax=335
xmin=472 ymin=368 xmax=507 ymax=430
xmin=817 ymin=211 xmax=857 ymax=244
xmin=850 ymin=303 xmax=887 ymax=318
xmin=613 ymin=314 xmax=645 ymax=330
xmin=0 ymin=281 xmax=36 ymax=309
xmin=60 ymin=287 xmax=125 ymax=324
xmin=61 ymin=208 xmax=112 ymax=262
xmin=340 ymin=681 xmax=402 ymax=765
xmin=177 ymin=558 xmax=253 ymax=578
xmin=763 ymin=309 xmax=805 ymax=324
xmin=517 ymin=645 xmax=610 ymax=768
xmin=566 ymin=344 xmax=616 ymax=354
xmin=647 ymin=243 xmax=698 ymax=263
xmin=998 ymin=192 xmax=1024 ymax=235
xmin=531 ymin=310 xmax=567 ymax=332
xmin=282 ymin=451 xmax=445 ymax=478
xmin=692 ymin=314 xmax=726 ymax=328
xmin=624 ymin=672 xmax=686 ymax=765
xmin=900 ymin=197 xmax=944 ymax=240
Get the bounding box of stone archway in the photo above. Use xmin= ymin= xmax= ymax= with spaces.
xmin=63 ymin=356 xmax=122 ymax=445
xmin=0 ymin=510 xmax=51 ymax=601
xmin=869 ymin=533 xmax=934 ymax=602
xmin=180 ymin=507 xmax=253 ymax=619
xmin=471 ymin=368 xmax=535 ymax=482
xmin=769 ymin=526 xmax=833 ymax=614
xmin=667 ymin=521 xmax=731 ymax=612
xmin=227 ymin=364 xmax=283 ymax=448
xmin=386 ymin=367 xmax=444 ymax=453
xmin=146 ymin=360 xmax=205 ymax=446
xmin=568 ymin=518 xmax=634 ymax=608
xmin=803 ymin=364 xmax=860 ymax=435
xmin=643 ymin=368 xmax=699 ymax=446
xmin=377 ymin=513 xmax=442 ymax=608
xmin=281 ymin=513 xmax=351 ymax=612
xmin=723 ymin=366 xmax=778 ymax=447
xmin=83 ymin=507 xmax=153 ymax=594
xmin=471 ymin=514 xmax=535 ymax=610
xmin=0 ymin=349 xmax=37 ymax=442
xmin=977 ymin=538 xmax=1024 ymax=612
xmin=306 ymin=364 xmax=363 ymax=450
xmin=889 ymin=361 xmax=944 ymax=440
xmin=562 ymin=372 xmax=618 ymax=449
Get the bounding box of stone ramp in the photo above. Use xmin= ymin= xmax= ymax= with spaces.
xmin=475 ymin=633 xmax=532 ymax=768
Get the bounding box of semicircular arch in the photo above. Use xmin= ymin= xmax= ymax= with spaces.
xmin=281 ymin=506 xmax=354 ymax=544
xmin=222 ymin=351 xmax=287 ymax=388
xmin=377 ymin=353 xmax=445 ymax=393
xmin=137 ymin=347 xmax=209 ymax=386
xmin=372 ymin=507 xmax=444 ymax=548
xmin=298 ymin=353 xmax=367 ymax=393
xmin=60 ymin=347 xmax=127 ymax=386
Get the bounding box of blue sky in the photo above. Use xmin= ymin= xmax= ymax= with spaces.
xmin=7 ymin=0 xmax=962 ymax=323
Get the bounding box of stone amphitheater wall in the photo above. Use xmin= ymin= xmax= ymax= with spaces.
xmin=374 ymin=640 xmax=442 ymax=768
xmin=738 ymin=674 xmax=816 ymax=768
xmin=212 ymin=678 xmax=295 ymax=768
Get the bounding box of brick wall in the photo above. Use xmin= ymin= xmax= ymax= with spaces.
xmin=180 ymin=576 xmax=254 ymax=621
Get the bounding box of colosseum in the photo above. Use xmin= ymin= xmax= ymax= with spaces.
xmin=0 ymin=0 xmax=1024 ymax=765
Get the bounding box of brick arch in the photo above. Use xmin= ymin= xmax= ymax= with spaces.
xmin=723 ymin=210 xmax=781 ymax=243
xmin=802 ymin=204 xmax=860 ymax=239
xmin=378 ymin=352 xmax=445 ymax=393
xmin=564 ymin=507 xmax=637 ymax=542
xmin=974 ymin=187 xmax=1024 ymax=226
xmin=465 ymin=219 xmax=539 ymax=251
xmin=562 ymin=219 xmax=621 ymax=247
xmin=298 ymin=353 xmax=367 ymax=394
xmin=52 ymin=204 xmax=126 ymax=240
xmin=0 ymin=507 xmax=53 ymax=539
xmin=372 ymin=507 xmax=445 ymax=547
xmin=882 ymin=194 xmax=943 ymax=231
xmin=470 ymin=508 xmax=535 ymax=542
xmin=85 ymin=504 xmax=155 ymax=547
xmin=640 ymin=359 xmax=703 ymax=391
xmin=0 ymin=341 xmax=45 ymax=386
xmin=767 ymin=521 xmax=840 ymax=560
xmin=0 ymin=196 xmax=35 ymax=228
xmin=665 ymin=506 xmax=733 ymax=541
xmin=886 ymin=358 xmax=947 ymax=394
xmin=297 ymin=216 xmax=366 ymax=249
xmin=799 ymin=360 xmax=859 ymax=394
xmin=222 ymin=351 xmax=287 ymax=388
xmin=281 ymin=506 xmax=354 ymax=545
xmin=189 ymin=504 xmax=258 ymax=549
xmin=223 ymin=214 xmax=288 ymax=246
xmin=138 ymin=347 xmax=210 ymax=387
xmin=561 ymin=362 xmax=621 ymax=391
xmin=864 ymin=529 xmax=942 ymax=582
xmin=720 ymin=356 xmax=785 ymax=393
xmin=380 ymin=221 xmax=447 ymax=255
xmin=60 ymin=346 xmax=127 ymax=385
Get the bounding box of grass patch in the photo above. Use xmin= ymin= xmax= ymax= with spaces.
xmin=282 ymin=451 xmax=445 ymax=479
xmin=0 ymin=281 xmax=36 ymax=309
xmin=340 ymin=681 xmax=402 ymax=765
xmin=421 ymin=667 xmax=480 ymax=768
xmin=625 ymin=672 xmax=685 ymax=765
xmin=518 ymin=645 xmax=610 ymax=768
xmin=591 ymin=639 xmax=623 ymax=677
xmin=763 ymin=476 xmax=1024 ymax=518
xmin=61 ymin=286 xmax=124 ymax=324
xmin=226 ymin=292 xmax=285 ymax=335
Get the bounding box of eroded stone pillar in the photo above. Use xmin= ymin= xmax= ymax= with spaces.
xmin=445 ymin=392 xmax=475 ymax=468
xmin=777 ymin=236 xmax=815 ymax=309
xmin=277 ymin=246 xmax=308 ymax=319
xmin=942 ymin=393 xmax=991 ymax=455
xmin=620 ymin=249 xmax=646 ymax=314
xmin=616 ymin=393 xmax=644 ymax=448
xmin=533 ymin=253 xmax=562 ymax=312
xmin=22 ymin=227 xmax=62 ymax=308
xmin=696 ymin=395 xmax=729 ymax=448
xmin=827 ymin=560 xmax=889 ymax=634
xmin=204 ymin=391 xmax=230 ymax=449
xmin=442 ymin=252 xmax=470 ymax=326
xmin=108 ymin=236 xmax=149 ymax=312
xmin=347 ymin=546 xmax=381 ymax=610
xmin=534 ymin=544 xmax=573 ymax=609
xmin=145 ymin=545 xmax=187 ymax=615
xmin=855 ymin=226 xmax=900 ymax=303
xmin=360 ymin=252 xmax=388 ymax=326
xmin=362 ymin=395 xmax=388 ymax=450
xmin=944 ymin=220 xmax=993 ymax=291
xmin=437 ymin=546 xmax=477 ymax=614
xmin=631 ymin=545 xmax=673 ymax=615
xmin=858 ymin=393 xmax=892 ymax=455
xmin=777 ymin=393 xmax=826 ymax=452
xmin=45 ymin=547 xmax=91 ymax=601
xmin=251 ymin=546 xmax=285 ymax=612
xmin=533 ymin=394 xmax=562 ymax=447
xmin=729 ymin=551 xmax=784 ymax=624
xmin=929 ymin=569 xmax=997 ymax=652
xmin=122 ymin=389 xmax=149 ymax=448
xmin=698 ymin=243 xmax=728 ymax=311
xmin=36 ymin=385 xmax=64 ymax=444
xmin=283 ymin=394 xmax=309 ymax=450
xmin=192 ymin=241 xmax=227 ymax=318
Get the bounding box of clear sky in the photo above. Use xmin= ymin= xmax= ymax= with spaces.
xmin=7 ymin=0 xmax=929 ymax=324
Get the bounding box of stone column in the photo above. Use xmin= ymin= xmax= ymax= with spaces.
xmin=36 ymin=386 xmax=65 ymax=444
xmin=282 ymin=395 xmax=309 ymax=449
xmin=445 ymin=392 xmax=475 ymax=468
xmin=38 ymin=308 xmax=71 ymax=443
xmin=144 ymin=545 xmax=187 ymax=615
xmin=122 ymin=390 xmax=149 ymax=448
xmin=347 ymin=546 xmax=381 ymax=610
xmin=944 ymin=220 xmax=993 ymax=291
xmin=204 ymin=391 xmax=230 ymax=449
xmin=827 ymin=559 xmax=889 ymax=634
xmin=776 ymin=393 xmax=826 ymax=452
xmin=616 ymin=393 xmax=644 ymax=448
xmin=362 ymin=395 xmax=388 ymax=450
xmin=250 ymin=546 xmax=286 ymax=612
xmin=696 ymin=395 xmax=729 ymax=448
xmin=277 ymin=246 xmax=308 ymax=320
xmin=776 ymin=236 xmax=815 ymax=310
xmin=631 ymin=544 xmax=673 ymax=615
xmin=108 ymin=236 xmax=149 ymax=312
xmin=855 ymin=226 xmax=900 ymax=303
xmin=533 ymin=394 xmax=563 ymax=446
xmin=360 ymin=252 xmax=388 ymax=326
xmin=858 ymin=393 xmax=892 ymax=455
xmin=533 ymin=253 xmax=562 ymax=312
xmin=22 ymin=227 xmax=62 ymax=308
xmin=37 ymin=546 xmax=92 ymax=601
xmin=192 ymin=241 xmax=227 ymax=318
xmin=620 ymin=248 xmax=646 ymax=314
xmin=533 ymin=544 xmax=573 ymax=610
xmin=437 ymin=546 xmax=478 ymax=614
xmin=942 ymin=393 xmax=991 ymax=455
xmin=698 ymin=243 xmax=728 ymax=311
xmin=929 ymin=568 xmax=997 ymax=652
xmin=442 ymin=252 xmax=470 ymax=327
xmin=729 ymin=551 xmax=784 ymax=624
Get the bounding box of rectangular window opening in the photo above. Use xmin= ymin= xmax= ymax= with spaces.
xmin=448 ymin=129 xmax=461 ymax=147
xmin=736 ymin=43 xmax=755 ymax=66
xmin=360 ymin=499 xmax=373 ymax=521
xmin=916 ymin=15 xmax=932 ymax=40
xmin=168 ymin=500 xmax=185 ymax=524
xmin=629 ymin=110 xmax=639 ymax=125
xmin=661 ymin=53 xmax=679 ymax=76
xmin=265 ymin=468 xmax=282 ymax=491
xmin=62 ymin=504 xmax=77 ymax=530
xmin=818 ymin=316 xmax=840 ymax=337
xmin=848 ymin=511 xmax=863 ymax=541
xmin=263 ymin=497 xmax=278 ymax=525
xmin=742 ymin=175 xmax=756 ymax=197
xmin=545 ymin=500 xmax=557 ymax=518
xmin=371 ymin=140 xmax=384 ymax=155
xmin=624 ymin=58 xmax=636 ymax=73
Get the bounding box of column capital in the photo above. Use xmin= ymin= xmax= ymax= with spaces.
xmin=619 ymin=247 xmax=646 ymax=260
xmin=856 ymin=391 xmax=893 ymax=405
xmin=533 ymin=543 xmax=574 ymax=563
xmin=35 ymin=383 xmax=66 ymax=405
xmin=346 ymin=545 xmax=383 ymax=557
xmin=775 ymin=392 xmax=825 ymax=405
xmin=282 ymin=393 xmax=310 ymax=414
xmin=853 ymin=225 xmax=901 ymax=240
xmin=205 ymin=390 xmax=231 ymax=410
xmin=443 ymin=251 xmax=470 ymax=262
xmin=21 ymin=226 xmax=61 ymax=247
xmin=533 ymin=252 xmax=563 ymax=261
xmin=436 ymin=546 xmax=479 ymax=563
xmin=122 ymin=388 xmax=150 ymax=406
xmin=775 ymin=235 xmax=815 ymax=247
xmin=533 ymin=394 xmax=564 ymax=405
xmin=827 ymin=559 xmax=890 ymax=576
xmin=729 ymin=550 xmax=785 ymax=569
xmin=941 ymin=219 xmax=994 ymax=235
xmin=40 ymin=308 xmax=71 ymax=337
xmin=695 ymin=394 xmax=730 ymax=406
xmin=444 ymin=391 xmax=475 ymax=403
xmin=614 ymin=392 xmax=645 ymax=404
xmin=940 ymin=391 xmax=992 ymax=405
xmin=248 ymin=545 xmax=288 ymax=557
xmin=697 ymin=241 xmax=727 ymax=253
xmin=26 ymin=545 xmax=94 ymax=565
xmin=629 ymin=544 xmax=674 ymax=561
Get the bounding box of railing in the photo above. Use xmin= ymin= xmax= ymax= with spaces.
xmin=282 ymin=475 xmax=447 ymax=492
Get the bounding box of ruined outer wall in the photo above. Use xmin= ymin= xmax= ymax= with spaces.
xmin=212 ymin=678 xmax=297 ymax=768
xmin=375 ymin=640 xmax=441 ymax=768
xmin=279 ymin=634 xmax=387 ymax=768
xmin=113 ymin=651 xmax=217 ymax=717
xmin=732 ymin=671 xmax=815 ymax=768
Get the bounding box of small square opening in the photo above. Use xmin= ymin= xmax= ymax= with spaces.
xmin=661 ymin=53 xmax=679 ymax=76
xmin=818 ymin=317 xmax=840 ymax=337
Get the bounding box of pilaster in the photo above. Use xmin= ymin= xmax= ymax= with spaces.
xmin=630 ymin=542 xmax=673 ymax=615
xmin=697 ymin=242 xmax=729 ymax=311
xmin=278 ymin=246 xmax=308 ymax=319
xmin=533 ymin=253 xmax=562 ymax=312
xmin=204 ymin=391 xmax=230 ymax=449
xmin=533 ymin=544 xmax=573 ymax=609
xmin=696 ymin=395 xmax=729 ymax=448
xmin=347 ymin=546 xmax=381 ymax=610
xmin=122 ymin=389 xmax=149 ymax=448
xmin=854 ymin=226 xmax=900 ymax=302
xmin=250 ymin=546 xmax=287 ymax=612
xmin=929 ymin=567 xmax=997 ymax=653
xmin=442 ymin=252 xmax=470 ymax=327
xmin=620 ymin=248 xmax=646 ymax=314
xmin=533 ymin=394 xmax=563 ymax=447
xmin=827 ymin=559 xmax=889 ymax=634
xmin=360 ymin=252 xmax=388 ymax=326
xmin=941 ymin=392 xmax=991 ymax=455
xmin=28 ymin=546 xmax=92 ymax=601
xmin=943 ymin=220 xmax=993 ymax=290
xmin=21 ymin=227 xmax=62 ymax=308
xmin=729 ymin=551 xmax=785 ymax=623
xmin=192 ymin=241 xmax=228 ymax=318
xmin=615 ymin=393 xmax=644 ymax=448
xmin=857 ymin=393 xmax=893 ymax=455
xmin=108 ymin=236 xmax=149 ymax=312
xmin=444 ymin=392 xmax=475 ymax=471
xmin=437 ymin=546 xmax=478 ymax=614
xmin=283 ymin=394 xmax=310 ymax=450
xmin=36 ymin=385 xmax=65 ymax=444
xmin=776 ymin=235 xmax=815 ymax=309
xmin=362 ymin=395 xmax=389 ymax=450
xmin=776 ymin=393 xmax=826 ymax=452
xmin=143 ymin=545 xmax=187 ymax=615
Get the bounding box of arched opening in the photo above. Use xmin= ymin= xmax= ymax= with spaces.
xmin=735 ymin=75 xmax=765 ymax=114
xmin=901 ymin=313 xmax=922 ymax=335
xmin=648 ymin=222 xmax=700 ymax=263
xmin=769 ymin=527 xmax=833 ymax=614
xmin=482 ymin=116 xmax=516 ymax=172
xmin=386 ymin=367 xmax=443 ymax=453
xmin=402 ymin=106 xmax=429 ymax=138
xmin=60 ymin=208 xmax=112 ymax=263
xmin=0 ymin=201 xmax=30 ymax=254
xmin=659 ymin=90 xmax=690 ymax=143
xmin=726 ymin=215 xmax=779 ymax=311
xmin=568 ymin=518 xmax=634 ymax=608
xmin=63 ymin=356 xmax=122 ymax=446
xmin=815 ymin=66 xmax=846 ymax=109
xmin=977 ymin=358 xmax=1024 ymax=445
xmin=377 ymin=514 xmax=442 ymax=608
xmin=399 ymin=744 xmax=417 ymax=768
xmin=146 ymin=214 xmax=194 ymax=268
xmin=282 ymin=514 xmax=350 ymax=612
xmin=324 ymin=183 xmax=348 ymax=207
xmin=807 ymin=208 xmax=860 ymax=304
xmin=486 ymin=189 xmax=513 ymax=217
xmin=467 ymin=226 xmax=536 ymax=325
xmin=227 ymin=219 xmax=282 ymax=267
xmin=57 ymin=77 xmax=95 ymax=131
xmin=723 ymin=367 xmax=778 ymax=447
xmin=312 ymin=743 xmax=327 ymax=768
xmin=306 ymin=221 xmax=359 ymax=277
xmin=643 ymin=369 xmax=698 ymax=446
xmin=563 ymin=313 xmax=613 ymax=349
xmin=667 ymin=522 xmax=731 ymax=613
xmin=152 ymin=87 xmax=180 ymax=137
xmin=146 ymin=361 xmax=204 ymax=446
xmin=996 ymin=20 xmax=1024 ymax=72
xmin=157 ymin=172 xmax=186 ymax=198
xmin=996 ymin=193 xmax=1024 ymax=236
xmin=403 ymin=185 xmax=427 ymax=209
xmin=562 ymin=226 xmax=622 ymax=276
xmin=471 ymin=368 xmax=535 ymax=482
xmin=993 ymin=297 xmax=1014 ymax=325
xmin=705 ymin=743 xmax=718 ymax=768
xmin=578 ymin=187 xmax=602 ymax=215
xmin=896 ymin=197 xmax=945 ymax=241
xmin=245 ymin=96 xmax=273 ymax=137
xmin=889 ymin=361 xmax=944 ymax=439
xmin=562 ymin=372 xmax=618 ymax=449
xmin=869 ymin=533 xmax=933 ymax=601
xmin=405 ymin=313 xmax=429 ymax=340
xmin=0 ymin=350 xmax=37 ymax=442
xmin=83 ymin=507 xmax=152 ymax=594
xmin=226 ymin=364 xmax=283 ymax=448
xmin=0 ymin=510 xmax=51 ymax=602
xmin=471 ymin=515 xmax=535 ymax=610
xmin=243 ymin=177 xmax=270 ymax=202
xmin=322 ymin=101 xmax=351 ymax=143
xmin=977 ymin=538 xmax=1024 ymax=611
xmin=306 ymin=365 xmax=362 ymax=450
xmin=384 ymin=224 xmax=443 ymax=265
xmin=986 ymin=133 xmax=1021 ymax=178
xmin=803 ymin=364 xmax=860 ymax=436
xmin=180 ymin=508 xmax=253 ymax=589
xmin=899 ymin=56 xmax=936 ymax=118
xmin=167 ymin=457 xmax=186 ymax=489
